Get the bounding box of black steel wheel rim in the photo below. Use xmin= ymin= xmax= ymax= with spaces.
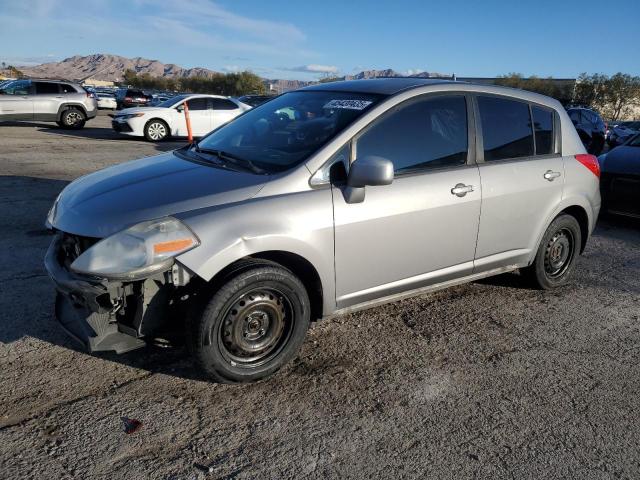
xmin=217 ymin=287 xmax=294 ymax=367
xmin=544 ymin=227 xmax=574 ymax=278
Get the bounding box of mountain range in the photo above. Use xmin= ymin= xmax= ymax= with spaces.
xmin=15 ymin=53 xmax=449 ymax=87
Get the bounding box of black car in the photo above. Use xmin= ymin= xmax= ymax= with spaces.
xmin=115 ymin=88 xmax=151 ymax=109
xmin=237 ymin=94 xmax=275 ymax=107
xmin=599 ymin=133 xmax=640 ymax=218
xmin=567 ymin=107 xmax=606 ymax=155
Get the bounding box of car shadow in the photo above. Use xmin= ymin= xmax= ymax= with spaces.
xmin=2 ymin=174 xmax=640 ymax=382
xmin=0 ymin=120 xmax=187 ymax=152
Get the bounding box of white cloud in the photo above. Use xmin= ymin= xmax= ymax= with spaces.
xmin=287 ymin=64 xmax=339 ymax=74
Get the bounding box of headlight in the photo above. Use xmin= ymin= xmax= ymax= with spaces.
xmin=70 ymin=217 xmax=199 ymax=279
xmin=46 ymin=193 xmax=61 ymax=228
xmin=118 ymin=113 xmax=145 ymax=120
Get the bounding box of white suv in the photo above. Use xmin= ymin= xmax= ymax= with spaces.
xmin=0 ymin=79 xmax=98 ymax=129
xmin=111 ymin=94 xmax=251 ymax=141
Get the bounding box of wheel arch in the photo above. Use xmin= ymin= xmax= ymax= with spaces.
xmin=560 ymin=205 xmax=590 ymax=254
xmin=530 ymin=200 xmax=593 ymax=265
xmin=204 ymin=250 xmax=324 ymax=321
xmin=56 ymin=103 xmax=88 ymax=121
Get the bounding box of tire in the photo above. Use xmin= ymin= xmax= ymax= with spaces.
xmin=523 ymin=214 xmax=582 ymax=289
xmin=188 ymin=264 xmax=311 ymax=383
xmin=55 ymin=120 xmax=64 ymax=128
xmin=144 ymin=119 xmax=169 ymax=142
xmin=59 ymin=108 xmax=86 ymax=129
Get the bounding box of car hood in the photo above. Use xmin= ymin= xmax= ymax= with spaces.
xmin=116 ymin=107 xmax=167 ymax=116
xmin=51 ymin=151 xmax=266 ymax=238
xmin=600 ymin=145 xmax=640 ymax=175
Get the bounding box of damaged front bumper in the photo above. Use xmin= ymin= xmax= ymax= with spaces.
xmin=45 ymin=233 xmax=191 ymax=354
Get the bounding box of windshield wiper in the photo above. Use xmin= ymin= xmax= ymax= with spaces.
xmin=193 ymin=145 xmax=265 ymax=174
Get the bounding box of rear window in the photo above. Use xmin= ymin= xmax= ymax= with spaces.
xmin=532 ymin=106 xmax=555 ymax=155
xmin=478 ymin=96 xmax=534 ymax=161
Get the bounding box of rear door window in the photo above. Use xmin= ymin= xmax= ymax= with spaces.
xmin=34 ymin=82 xmax=60 ymax=94
xmin=478 ymin=96 xmax=534 ymax=161
xmin=210 ymin=98 xmax=239 ymax=110
xmin=355 ymin=95 xmax=468 ymax=173
xmin=531 ymin=106 xmax=555 ymax=155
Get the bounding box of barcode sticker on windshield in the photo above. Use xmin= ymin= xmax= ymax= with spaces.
xmin=323 ymin=99 xmax=372 ymax=110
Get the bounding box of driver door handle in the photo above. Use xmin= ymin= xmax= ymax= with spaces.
xmin=451 ymin=183 xmax=474 ymax=197
xmin=544 ymin=170 xmax=561 ymax=181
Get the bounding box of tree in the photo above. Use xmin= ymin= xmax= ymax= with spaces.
xmin=601 ymin=73 xmax=640 ymax=121
xmin=495 ymin=73 xmax=574 ymax=105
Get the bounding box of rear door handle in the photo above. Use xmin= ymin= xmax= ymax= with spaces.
xmin=544 ymin=170 xmax=561 ymax=181
xmin=451 ymin=183 xmax=474 ymax=197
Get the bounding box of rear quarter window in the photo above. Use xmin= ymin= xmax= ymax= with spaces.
xmin=60 ymin=84 xmax=77 ymax=94
xmin=531 ymin=106 xmax=555 ymax=155
xmin=478 ymin=96 xmax=534 ymax=161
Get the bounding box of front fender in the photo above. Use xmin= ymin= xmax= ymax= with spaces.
xmin=175 ymin=187 xmax=336 ymax=315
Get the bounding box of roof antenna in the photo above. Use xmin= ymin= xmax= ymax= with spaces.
xmin=452 ymin=73 xmax=457 ymax=82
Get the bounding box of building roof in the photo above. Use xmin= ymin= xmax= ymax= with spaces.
xmin=301 ymin=78 xmax=454 ymax=95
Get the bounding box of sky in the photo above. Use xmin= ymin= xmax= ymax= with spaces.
xmin=1 ymin=0 xmax=638 ymax=80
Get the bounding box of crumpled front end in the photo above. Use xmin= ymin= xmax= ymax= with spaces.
xmin=45 ymin=232 xmax=193 ymax=354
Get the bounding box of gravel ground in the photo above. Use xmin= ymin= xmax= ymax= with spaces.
xmin=1 ymin=114 xmax=639 ymax=479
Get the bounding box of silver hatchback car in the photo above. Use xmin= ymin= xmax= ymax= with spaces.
xmin=45 ymin=79 xmax=601 ymax=383
xmin=0 ymin=78 xmax=97 ymax=129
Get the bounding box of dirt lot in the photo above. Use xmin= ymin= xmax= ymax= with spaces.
xmin=1 ymin=113 xmax=639 ymax=479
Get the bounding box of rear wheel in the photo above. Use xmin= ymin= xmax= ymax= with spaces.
xmin=523 ymin=214 xmax=582 ymax=289
xmin=60 ymin=108 xmax=86 ymax=129
xmin=144 ymin=119 xmax=169 ymax=141
xmin=188 ymin=264 xmax=311 ymax=383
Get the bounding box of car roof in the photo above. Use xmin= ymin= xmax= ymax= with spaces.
xmin=301 ymin=78 xmax=455 ymax=95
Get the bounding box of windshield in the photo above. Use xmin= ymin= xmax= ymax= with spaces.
xmin=628 ymin=134 xmax=640 ymax=147
xmin=196 ymin=90 xmax=383 ymax=172
xmin=157 ymin=95 xmax=188 ymax=108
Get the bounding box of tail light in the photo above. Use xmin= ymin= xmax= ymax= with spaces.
xmin=575 ymin=154 xmax=600 ymax=178
xmin=86 ymin=91 xmax=96 ymax=98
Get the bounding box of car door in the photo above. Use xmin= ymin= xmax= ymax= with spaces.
xmin=473 ymin=95 xmax=564 ymax=271
xmin=175 ymin=98 xmax=211 ymax=137
xmin=0 ymin=79 xmax=34 ymax=120
xmin=332 ymin=94 xmax=481 ymax=309
xmin=211 ymin=98 xmax=242 ymax=130
xmin=33 ymin=82 xmax=61 ymax=120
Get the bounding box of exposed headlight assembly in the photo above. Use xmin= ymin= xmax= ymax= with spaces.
xmin=45 ymin=193 xmax=61 ymax=228
xmin=70 ymin=217 xmax=199 ymax=279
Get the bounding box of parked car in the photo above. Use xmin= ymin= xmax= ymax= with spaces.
xmin=607 ymin=121 xmax=640 ymax=148
xmin=0 ymin=78 xmax=97 ymax=128
xmin=566 ymin=107 xmax=606 ymax=155
xmin=111 ymin=94 xmax=251 ymax=141
xmin=237 ymin=94 xmax=276 ymax=107
xmin=96 ymin=93 xmax=117 ymax=110
xmin=149 ymin=95 xmax=172 ymax=107
xmin=45 ymin=79 xmax=600 ymax=383
xmin=115 ymin=88 xmax=151 ymax=109
xmin=598 ymin=133 xmax=640 ymax=218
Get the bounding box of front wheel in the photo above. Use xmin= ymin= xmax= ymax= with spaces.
xmin=60 ymin=108 xmax=86 ymax=129
xmin=188 ymin=264 xmax=311 ymax=383
xmin=144 ymin=119 xmax=169 ymax=141
xmin=523 ymin=214 xmax=582 ymax=289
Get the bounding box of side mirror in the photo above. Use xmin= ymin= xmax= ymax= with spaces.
xmin=344 ymin=155 xmax=394 ymax=203
xmin=176 ymin=104 xmax=185 ymax=112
